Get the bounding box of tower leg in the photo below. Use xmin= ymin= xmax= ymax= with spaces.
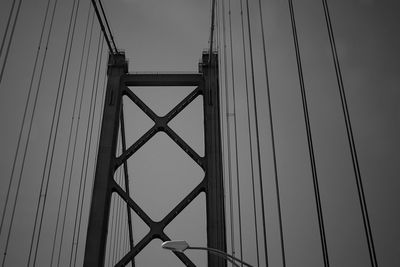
xmin=203 ymin=52 xmax=227 ymax=267
xmin=83 ymin=53 xmax=127 ymax=267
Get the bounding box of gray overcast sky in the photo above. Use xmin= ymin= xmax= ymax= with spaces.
xmin=0 ymin=0 xmax=400 ymax=266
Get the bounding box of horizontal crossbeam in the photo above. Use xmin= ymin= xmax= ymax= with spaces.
xmin=124 ymin=72 xmax=203 ymax=86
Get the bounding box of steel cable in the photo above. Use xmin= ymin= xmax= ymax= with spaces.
xmin=320 ymin=1 xmax=377 ymax=266
xmin=90 ymin=0 xmax=115 ymax=53
xmin=108 ymin=191 xmax=116 ymax=266
xmin=239 ymin=0 xmax=260 ymax=265
xmin=0 ymin=0 xmax=51 ymax=243
xmin=89 ymin=62 xmax=108 ymax=198
xmin=96 ymin=0 xmax=118 ymax=53
xmin=1 ymin=0 xmax=60 ymax=264
xmin=216 ymin=4 xmax=231 ymax=265
xmin=111 ymin=137 xmax=122 ymax=266
xmin=115 ymin=162 xmax=123 ymax=263
xmin=120 ymin=106 xmax=136 ymax=267
xmin=49 ymin=3 xmax=92 ymax=266
xmin=0 ymin=0 xmax=17 ymax=59
xmin=0 ymin=0 xmax=23 ymax=85
xmin=287 ymin=1 xmax=330 ymax=266
xmin=221 ymin=0 xmax=236 ymax=260
xmin=245 ymin=0 xmax=269 ymax=265
xmin=50 ymin=8 xmax=94 ymax=266
xmin=257 ymin=1 xmax=287 ymax=266
xmin=72 ymin=45 xmax=108 ymax=267
xmin=28 ymin=0 xmax=81 ymax=265
xmin=70 ymin=34 xmax=104 ymax=267
xmin=227 ymin=0 xmax=244 ymax=264
xmin=69 ymin=30 xmax=103 ymax=266
xmin=209 ymin=0 xmax=217 ymax=62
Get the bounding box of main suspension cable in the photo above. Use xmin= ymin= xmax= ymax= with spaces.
xmin=287 ymin=1 xmax=330 ymax=266
xmin=96 ymin=0 xmax=118 ymax=53
xmin=90 ymin=0 xmax=116 ymax=53
xmin=209 ymin=0 xmax=217 ymax=62
xmin=320 ymin=1 xmax=377 ymax=266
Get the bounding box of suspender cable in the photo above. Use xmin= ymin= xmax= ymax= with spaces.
xmin=120 ymin=106 xmax=136 ymax=267
xmin=221 ymin=0 xmax=236 ymax=259
xmin=227 ymin=0 xmax=244 ymax=264
xmin=49 ymin=4 xmax=92 ymax=266
xmin=73 ymin=49 xmax=108 ymax=267
xmin=107 ymin=133 xmax=121 ymax=265
xmin=30 ymin=0 xmax=81 ymax=264
xmin=0 ymin=0 xmax=23 ymax=85
xmin=1 ymin=0 xmax=59 ymax=264
xmin=245 ymin=0 xmax=269 ymax=265
xmin=118 ymin=170 xmax=123 ymax=262
xmin=239 ymin=0 xmax=260 ymax=265
xmin=113 ymin=167 xmax=119 ymax=264
xmin=0 ymin=0 xmax=17 ymax=59
xmin=116 ymin=182 xmax=121 ymax=262
xmin=320 ymin=1 xmax=377 ymax=266
xmin=108 ymin=189 xmax=117 ymax=266
xmin=51 ymin=8 xmax=94 ymax=265
xmin=123 ymin=200 xmax=128 ymax=260
xmin=257 ymin=1 xmax=286 ymax=266
xmin=216 ymin=3 xmax=231 ymax=263
xmin=0 ymin=0 xmax=51 ymax=242
xmin=287 ymin=1 xmax=330 ymax=267
xmin=62 ymin=29 xmax=102 ymax=267
xmin=246 ymin=0 xmax=268 ymax=267
xmin=112 ymin=138 xmax=122 ymax=265
xmin=115 ymin=163 xmax=123 ymax=263
xmin=74 ymin=39 xmax=104 ymax=266
xmin=108 ymin=189 xmax=116 ymax=265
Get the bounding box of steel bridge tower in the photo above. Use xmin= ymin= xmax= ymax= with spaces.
xmin=83 ymin=51 xmax=226 ymax=267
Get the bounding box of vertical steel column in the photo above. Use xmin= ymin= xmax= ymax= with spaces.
xmin=84 ymin=53 xmax=127 ymax=267
xmin=84 ymin=51 xmax=226 ymax=266
xmin=203 ymin=51 xmax=227 ymax=267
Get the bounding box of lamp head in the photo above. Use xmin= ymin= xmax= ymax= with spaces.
xmin=161 ymin=240 xmax=189 ymax=252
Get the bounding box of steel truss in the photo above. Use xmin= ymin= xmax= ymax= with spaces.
xmin=84 ymin=52 xmax=226 ymax=267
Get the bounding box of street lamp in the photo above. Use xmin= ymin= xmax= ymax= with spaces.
xmin=161 ymin=240 xmax=254 ymax=267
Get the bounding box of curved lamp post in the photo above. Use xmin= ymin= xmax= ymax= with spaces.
xmin=161 ymin=240 xmax=254 ymax=267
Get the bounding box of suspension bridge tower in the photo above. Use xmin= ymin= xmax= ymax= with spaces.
xmin=84 ymin=51 xmax=226 ymax=267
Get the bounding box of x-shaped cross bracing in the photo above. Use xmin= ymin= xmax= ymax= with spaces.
xmin=113 ymin=76 xmax=205 ymax=266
